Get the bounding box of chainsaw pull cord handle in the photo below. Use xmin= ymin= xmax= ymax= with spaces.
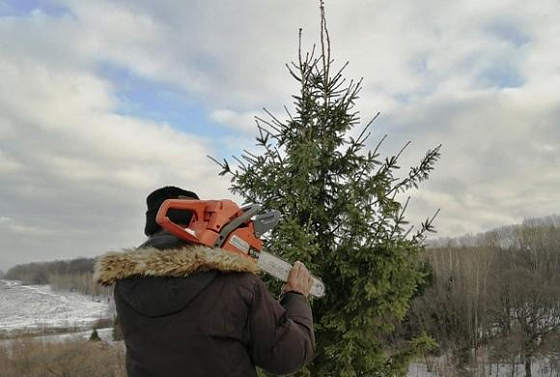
xmin=155 ymin=199 xmax=207 ymax=243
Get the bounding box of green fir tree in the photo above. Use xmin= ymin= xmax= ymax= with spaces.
xmin=89 ymin=328 xmax=101 ymax=342
xmin=213 ymin=3 xmax=440 ymax=376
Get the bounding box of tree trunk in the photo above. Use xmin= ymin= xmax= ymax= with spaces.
xmin=524 ymin=353 xmax=531 ymax=377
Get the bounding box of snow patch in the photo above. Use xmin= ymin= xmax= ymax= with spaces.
xmin=0 ymin=279 xmax=111 ymax=334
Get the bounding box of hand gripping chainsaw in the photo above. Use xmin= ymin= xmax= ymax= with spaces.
xmin=156 ymin=198 xmax=325 ymax=298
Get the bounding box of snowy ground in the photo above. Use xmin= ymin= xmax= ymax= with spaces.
xmin=0 ymin=327 xmax=114 ymax=349
xmin=0 ymin=279 xmax=112 ymax=336
xmin=407 ymin=357 xmax=560 ymax=377
xmin=407 ymin=362 xmax=436 ymax=377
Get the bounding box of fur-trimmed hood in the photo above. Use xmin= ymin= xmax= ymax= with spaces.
xmin=94 ymin=245 xmax=260 ymax=286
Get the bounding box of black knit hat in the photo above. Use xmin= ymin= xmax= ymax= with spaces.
xmin=144 ymin=186 xmax=199 ymax=236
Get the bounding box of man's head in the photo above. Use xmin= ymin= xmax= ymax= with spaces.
xmin=144 ymin=186 xmax=199 ymax=236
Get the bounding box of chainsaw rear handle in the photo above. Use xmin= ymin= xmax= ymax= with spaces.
xmin=156 ymin=199 xmax=244 ymax=245
xmin=155 ymin=199 xmax=208 ymax=243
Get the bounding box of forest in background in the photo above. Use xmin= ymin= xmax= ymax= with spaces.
xmin=398 ymin=215 xmax=560 ymax=376
xmin=4 ymin=257 xmax=110 ymax=297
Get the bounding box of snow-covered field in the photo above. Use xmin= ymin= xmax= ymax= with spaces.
xmin=0 ymin=279 xmax=112 ymax=335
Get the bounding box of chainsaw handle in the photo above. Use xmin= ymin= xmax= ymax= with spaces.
xmin=155 ymin=199 xmax=206 ymax=243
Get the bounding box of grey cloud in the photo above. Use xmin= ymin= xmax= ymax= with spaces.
xmin=53 ymin=0 xmax=317 ymax=109
xmin=0 ymin=7 xmax=233 ymax=270
xmin=376 ymin=86 xmax=560 ymax=238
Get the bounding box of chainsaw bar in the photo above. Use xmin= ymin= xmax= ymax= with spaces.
xmin=257 ymin=251 xmax=325 ymax=298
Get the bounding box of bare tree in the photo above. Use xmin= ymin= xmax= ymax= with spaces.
xmin=408 ymin=215 xmax=560 ymax=377
xmin=483 ymin=219 xmax=560 ymax=377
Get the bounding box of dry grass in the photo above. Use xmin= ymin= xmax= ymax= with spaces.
xmin=0 ymin=339 xmax=126 ymax=377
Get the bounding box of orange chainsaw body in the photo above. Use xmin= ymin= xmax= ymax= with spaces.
xmin=155 ymin=199 xmax=263 ymax=260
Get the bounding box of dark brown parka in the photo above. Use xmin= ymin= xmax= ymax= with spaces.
xmin=95 ymin=232 xmax=315 ymax=377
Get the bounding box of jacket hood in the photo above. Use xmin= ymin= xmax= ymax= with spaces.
xmin=94 ymin=245 xmax=260 ymax=286
xmin=94 ymin=245 xmax=260 ymax=317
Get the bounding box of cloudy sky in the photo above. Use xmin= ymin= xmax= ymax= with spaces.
xmin=1 ymin=0 xmax=559 ymax=270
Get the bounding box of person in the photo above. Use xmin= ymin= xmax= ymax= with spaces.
xmin=94 ymin=186 xmax=315 ymax=377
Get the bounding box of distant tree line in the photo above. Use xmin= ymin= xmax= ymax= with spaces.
xmin=5 ymin=257 xmax=110 ymax=296
xmin=398 ymin=215 xmax=560 ymax=377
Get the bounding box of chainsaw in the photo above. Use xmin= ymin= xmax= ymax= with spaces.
xmin=155 ymin=198 xmax=325 ymax=298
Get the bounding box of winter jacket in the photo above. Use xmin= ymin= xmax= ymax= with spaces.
xmin=94 ymin=232 xmax=315 ymax=377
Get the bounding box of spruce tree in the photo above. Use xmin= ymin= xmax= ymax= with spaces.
xmin=89 ymin=328 xmax=101 ymax=342
xmin=213 ymin=3 xmax=440 ymax=376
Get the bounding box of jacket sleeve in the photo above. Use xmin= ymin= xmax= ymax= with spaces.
xmin=247 ymin=278 xmax=315 ymax=375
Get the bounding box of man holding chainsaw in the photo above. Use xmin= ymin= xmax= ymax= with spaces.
xmin=95 ymin=186 xmax=315 ymax=377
